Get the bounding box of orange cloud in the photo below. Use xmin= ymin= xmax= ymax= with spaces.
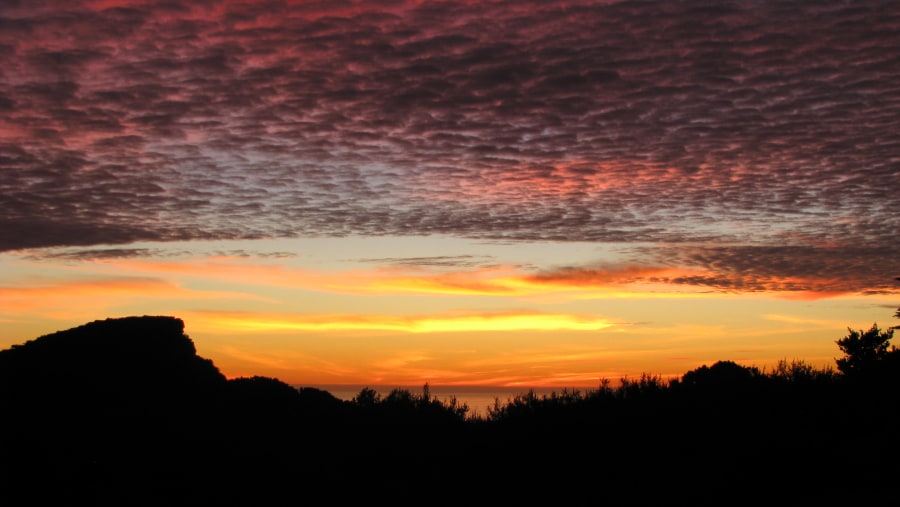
xmin=101 ymin=256 xmax=712 ymax=299
xmin=26 ymin=255 xmax=856 ymax=305
xmin=0 ymin=276 xmax=268 ymax=318
xmin=524 ymin=265 xmax=669 ymax=285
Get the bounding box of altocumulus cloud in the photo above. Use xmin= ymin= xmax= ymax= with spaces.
xmin=1 ymin=0 xmax=898 ymax=293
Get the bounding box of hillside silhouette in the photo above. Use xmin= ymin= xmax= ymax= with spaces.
xmin=1 ymin=316 xmax=898 ymax=505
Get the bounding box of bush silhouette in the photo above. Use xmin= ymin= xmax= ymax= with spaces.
xmin=680 ymin=360 xmax=761 ymax=389
xmin=347 ymin=383 xmax=469 ymax=424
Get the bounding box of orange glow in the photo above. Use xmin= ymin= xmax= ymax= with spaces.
xmin=97 ymin=257 xmax=719 ymax=299
xmin=33 ymin=254 xmax=848 ymax=303
xmin=0 ymin=277 xmax=266 ymax=316
xmin=1 ymin=246 xmax=892 ymax=388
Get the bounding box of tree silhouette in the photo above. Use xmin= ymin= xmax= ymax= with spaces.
xmin=893 ymin=276 xmax=900 ymax=328
xmin=835 ymin=323 xmax=895 ymax=375
xmin=352 ymin=386 xmax=380 ymax=407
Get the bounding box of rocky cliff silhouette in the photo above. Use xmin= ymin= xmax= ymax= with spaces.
xmin=0 ymin=316 xmax=348 ymax=506
xmin=0 ymin=316 xmax=226 ymax=412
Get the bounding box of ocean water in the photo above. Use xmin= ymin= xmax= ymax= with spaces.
xmin=299 ymin=384 xmax=597 ymax=418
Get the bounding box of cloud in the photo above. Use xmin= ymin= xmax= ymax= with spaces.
xmin=0 ymin=0 xmax=896 ymax=277
xmin=0 ymin=275 xmax=265 ymax=319
xmin=19 ymin=245 xmax=297 ymax=261
xmin=641 ymin=244 xmax=900 ymax=297
xmin=22 ymin=247 xmax=166 ymax=260
xmin=49 ymin=256 xmax=558 ymax=297
xmin=354 ymin=255 xmax=495 ymax=268
xmin=13 ymin=247 xmax=896 ymax=300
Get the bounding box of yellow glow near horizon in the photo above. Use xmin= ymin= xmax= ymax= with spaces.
xmin=187 ymin=310 xmax=616 ymax=334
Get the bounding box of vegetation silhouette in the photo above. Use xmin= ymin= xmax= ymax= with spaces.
xmin=835 ymin=323 xmax=897 ymax=375
xmin=1 ymin=315 xmax=898 ymax=505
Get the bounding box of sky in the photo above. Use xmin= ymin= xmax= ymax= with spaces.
xmin=1 ymin=0 xmax=898 ymax=388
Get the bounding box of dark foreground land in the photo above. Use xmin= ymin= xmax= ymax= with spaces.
xmin=1 ymin=316 xmax=898 ymax=506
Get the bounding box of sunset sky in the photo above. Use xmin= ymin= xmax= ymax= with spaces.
xmin=1 ymin=0 xmax=898 ymax=388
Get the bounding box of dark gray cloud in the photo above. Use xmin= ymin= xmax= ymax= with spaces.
xmin=355 ymin=255 xmax=495 ymax=269
xmin=643 ymin=244 xmax=900 ymax=295
xmin=1 ymin=0 xmax=898 ymax=291
xmin=526 ymin=243 xmax=900 ymax=295
xmin=21 ymin=247 xmax=165 ymax=261
xmin=22 ymin=246 xmax=297 ymax=261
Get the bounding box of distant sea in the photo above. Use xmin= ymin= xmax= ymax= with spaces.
xmin=298 ymin=384 xmax=598 ymax=418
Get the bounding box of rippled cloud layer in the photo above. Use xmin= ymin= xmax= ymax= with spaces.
xmin=2 ymin=0 xmax=898 ymax=293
